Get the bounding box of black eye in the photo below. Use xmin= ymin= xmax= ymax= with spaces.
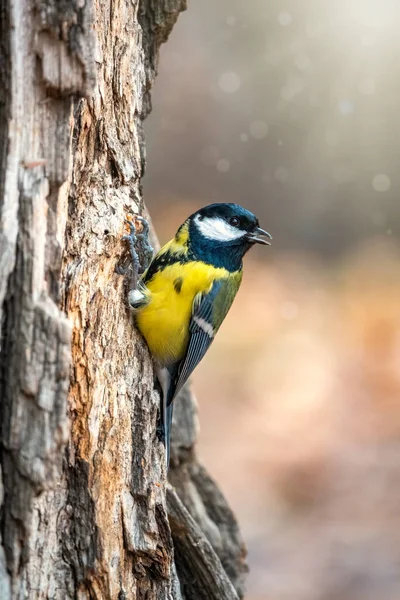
xmin=229 ymin=217 xmax=240 ymax=227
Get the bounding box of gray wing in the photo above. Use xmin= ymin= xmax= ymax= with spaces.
xmin=168 ymin=276 xmax=240 ymax=404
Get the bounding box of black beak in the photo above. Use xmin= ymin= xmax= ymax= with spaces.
xmin=246 ymin=227 xmax=272 ymax=246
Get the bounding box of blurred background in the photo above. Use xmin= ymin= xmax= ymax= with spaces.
xmin=143 ymin=1 xmax=400 ymax=598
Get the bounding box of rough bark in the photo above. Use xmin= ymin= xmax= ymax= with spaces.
xmin=0 ymin=0 xmax=247 ymax=598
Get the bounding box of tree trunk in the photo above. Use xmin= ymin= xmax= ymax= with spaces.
xmin=0 ymin=0 xmax=247 ymax=598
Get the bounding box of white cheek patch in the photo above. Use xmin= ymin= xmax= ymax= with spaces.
xmin=194 ymin=216 xmax=246 ymax=242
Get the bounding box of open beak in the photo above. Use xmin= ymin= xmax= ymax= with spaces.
xmin=246 ymin=227 xmax=272 ymax=245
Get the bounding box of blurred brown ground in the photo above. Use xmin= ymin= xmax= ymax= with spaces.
xmin=143 ymin=1 xmax=400 ymax=597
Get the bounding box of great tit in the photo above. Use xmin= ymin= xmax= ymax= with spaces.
xmin=124 ymin=203 xmax=271 ymax=466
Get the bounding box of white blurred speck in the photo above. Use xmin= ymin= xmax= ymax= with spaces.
xmin=372 ymin=174 xmax=391 ymax=192
xmin=226 ymin=15 xmax=236 ymax=26
xmin=358 ymin=77 xmax=376 ymax=95
xmin=278 ymin=140 xmax=283 ymax=146
xmin=325 ymin=130 xmax=339 ymax=146
xmin=295 ymin=52 xmax=311 ymax=71
xmin=240 ymin=133 xmax=249 ymax=142
xmin=280 ymin=301 xmax=298 ymax=320
xmin=338 ymin=100 xmax=354 ymax=115
xmin=249 ymin=120 xmax=269 ymax=139
xmin=274 ymin=166 xmax=289 ymax=182
xmin=218 ymin=71 xmax=241 ymax=94
xmin=278 ymin=11 xmax=292 ymax=26
xmin=200 ymin=146 xmax=220 ymax=167
xmin=280 ymin=77 xmax=304 ymax=101
xmin=216 ymin=158 xmax=230 ymax=173
xmin=386 ymin=228 xmax=393 ymax=236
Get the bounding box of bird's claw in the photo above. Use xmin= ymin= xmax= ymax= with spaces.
xmin=117 ymin=214 xmax=153 ymax=291
xmin=133 ymin=216 xmax=153 ymax=271
xmin=124 ymin=219 xmax=137 ymax=237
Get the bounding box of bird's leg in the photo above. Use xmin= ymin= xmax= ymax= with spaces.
xmin=118 ymin=215 xmax=153 ymax=309
xmin=122 ymin=219 xmax=141 ymax=289
xmin=135 ymin=216 xmax=153 ymax=275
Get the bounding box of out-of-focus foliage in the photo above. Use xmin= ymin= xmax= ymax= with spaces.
xmin=144 ymin=1 xmax=400 ymax=598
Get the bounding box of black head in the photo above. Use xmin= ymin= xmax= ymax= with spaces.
xmin=186 ymin=203 xmax=271 ymax=271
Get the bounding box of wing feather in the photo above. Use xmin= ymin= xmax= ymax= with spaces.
xmin=168 ymin=275 xmax=240 ymax=404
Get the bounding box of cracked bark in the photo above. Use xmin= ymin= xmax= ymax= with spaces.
xmin=0 ymin=0 xmax=247 ymax=598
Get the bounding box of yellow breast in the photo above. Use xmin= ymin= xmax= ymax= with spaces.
xmin=135 ymin=261 xmax=228 ymax=366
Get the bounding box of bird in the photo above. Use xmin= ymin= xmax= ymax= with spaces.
xmin=124 ymin=203 xmax=272 ymax=466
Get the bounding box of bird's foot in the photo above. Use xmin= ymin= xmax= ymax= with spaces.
xmin=117 ymin=215 xmax=153 ymax=306
xmin=134 ymin=216 xmax=153 ymax=272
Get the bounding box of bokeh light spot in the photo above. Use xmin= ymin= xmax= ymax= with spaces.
xmin=218 ymin=71 xmax=241 ymax=93
xmin=372 ymin=174 xmax=391 ymax=192
xmin=275 ymin=166 xmax=289 ymax=182
xmin=249 ymin=120 xmax=269 ymax=139
xmin=278 ymin=11 xmax=293 ymax=26
xmin=280 ymin=77 xmax=305 ymax=101
xmin=338 ymin=99 xmax=355 ymax=115
xmin=216 ymin=158 xmax=230 ymax=172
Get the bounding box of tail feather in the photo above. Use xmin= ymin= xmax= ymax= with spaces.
xmin=164 ymin=403 xmax=174 ymax=467
xmin=155 ymin=366 xmax=176 ymax=468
